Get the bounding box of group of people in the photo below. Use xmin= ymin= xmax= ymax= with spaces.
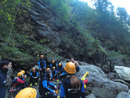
xmin=0 ymin=54 xmax=86 ymax=98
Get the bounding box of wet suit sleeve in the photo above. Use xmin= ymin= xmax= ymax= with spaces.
xmin=36 ymin=72 xmax=39 ymax=77
xmin=60 ymin=84 xmax=65 ymax=98
xmin=50 ymin=64 xmax=52 ymax=68
xmin=81 ymin=81 xmax=85 ymax=98
xmin=44 ymin=61 xmax=46 ymax=68
xmin=42 ymin=80 xmax=54 ymax=92
xmin=61 ymin=71 xmax=67 ymax=75
xmin=30 ymin=73 xmax=34 ymax=78
xmin=38 ymin=61 xmax=41 ymax=69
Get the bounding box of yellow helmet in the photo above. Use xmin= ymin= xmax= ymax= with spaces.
xmin=40 ymin=55 xmax=44 ymax=58
xmin=64 ymin=62 xmax=76 ymax=74
xmin=17 ymin=72 xmax=23 ymax=77
xmin=52 ymin=60 xmax=55 ymax=63
xmin=53 ymin=67 xmax=55 ymax=69
xmin=32 ymin=68 xmax=35 ymax=71
xmin=46 ymin=68 xmax=50 ymax=71
xmin=15 ymin=87 xmax=37 ymax=98
xmin=58 ymin=63 xmax=61 ymax=66
xmin=20 ymin=70 xmax=25 ymax=74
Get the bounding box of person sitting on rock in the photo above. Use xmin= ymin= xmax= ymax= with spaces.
xmin=60 ymin=62 xmax=85 ymax=98
xmin=38 ymin=54 xmax=46 ymax=77
xmin=9 ymin=72 xmax=27 ymax=93
xmin=30 ymin=68 xmax=39 ymax=86
xmin=57 ymin=63 xmax=63 ymax=75
xmin=70 ymin=58 xmax=80 ymax=72
xmin=50 ymin=60 xmax=56 ymax=70
xmin=52 ymin=67 xmax=57 ymax=80
xmin=20 ymin=70 xmax=28 ymax=87
xmin=39 ymin=69 xmax=58 ymax=98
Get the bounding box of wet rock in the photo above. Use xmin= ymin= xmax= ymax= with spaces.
xmin=114 ymin=66 xmax=130 ymax=81
xmin=85 ymin=94 xmax=96 ymax=98
xmin=116 ymin=92 xmax=130 ymax=98
xmin=75 ymin=65 xmax=107 ymax=78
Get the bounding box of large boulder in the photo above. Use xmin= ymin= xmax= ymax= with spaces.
xmin=114 ymin=66 xmax=130 ymax=81
xmin=75 ymin=65 xmax=129 ymax=98
xmin=75 ymin=65 xmax=107 ymax=78
xmin=85 ymin=94 xmax=96 ymax=98
xmin=116 ymin=92 xmax=130 ymax=98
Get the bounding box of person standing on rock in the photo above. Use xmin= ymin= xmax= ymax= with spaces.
xmin=60 ymin=62 xmax=85 ymax=98
xmin=70 ymin=58 xmax=80 ymax=72
xmin=38 ymin=54 xmax=46 ymax=77
xmin=0 ymin=60 xmax=12 ymax=98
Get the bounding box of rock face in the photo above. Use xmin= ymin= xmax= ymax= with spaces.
xmin=116 ymin=92 xmax=130 ymax=98
xmin=114 ymin=66 xmax=130 ymax=81
xmin=76 ymin=65 xmax=129 ymax=98
xmin=85 ymin=94 xmax=96 ymax=98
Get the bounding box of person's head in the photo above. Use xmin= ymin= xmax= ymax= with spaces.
xmin=52 ymin=60 xmax=55 ymax=64
xmin=64 ymin=62 xmax=80 ymax=88
xmin=17 ymin=72 xmax=24 ymax=78
xmin=46 ymin=69 xmax=52 ymax=79
xmin=32 ymin=68 xmax=36 ymax=72
xmin=15 ymin=87 xmax=37 ymax=98
xmin=64 ymin=62 xmax=76 ymax=74
xmin=71 ymin=58 xmax=75 ymax=62
xmin=20 ymin=70 xmax=25 ymax=74
xmin=58 ymin=63 xmax=62 ymax=67
xmin=40 ymin=54 xmax=44 ymax=59
xmin=0 ymin=60 xmax=12 ymax=69
xmin=46 ymin=68 xmax=50 ymax=71
xmin=53 ymin=67 xmax=55 ymax=70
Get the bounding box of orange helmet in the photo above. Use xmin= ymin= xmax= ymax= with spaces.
xmin=53 ymin=67 xmax=55 ymax=69
xmin=46 ymin=68 xmax=50 ymax=71
xmin=58 ymin=63 xmax=61 ymax=66
xmin=64 ymin=62 xmax=76 ymax=74
xmin=32 ymin=68 xmax=35 ymax=71
xmin=20 ymin=70 xmax=25 ymax=74
xmin=17 ymin=72 xmax=23 ymax=77
xmin=40 ymin=55 xmax=44 ymax=58
xmin=15 ymin=87 xmax=37 ymax=98
xmin=52 ymin=60 xmax=55 ymax=63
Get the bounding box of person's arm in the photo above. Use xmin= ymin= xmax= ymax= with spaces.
xmin=60 ymin=84 xmax=65 ymax=98
xmin=55 ymin=71 xmax=57 ymax=76
xmin=17 ymin=78 xmax=25 ymax=84
xmin=50 ymin=64 xmax=52 ymax=68
xmin=61 ymin=71 xmax=67 ymax=76
xmin=48 ymin=81 xmax=56 ymax=87
xmin=44 ymin=61 xmax=46 ymax=68
xmin=38 ymin=61 xmax=41 ymax=69
xmin=30 ymin=73 xmax=34 ymax=78
xmin=42 ymin=80 xmax=54 ymax=92
xmin=81 ymin=81 xmax=85 ymax=98
xmin=36 ymin=72 xmax=39 ymax=77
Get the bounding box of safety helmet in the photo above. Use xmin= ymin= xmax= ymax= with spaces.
xmin=40 ymin=55 xmax=44 ymax=58
xmin=64 ymin=62 xmax=76 ymax=74
xmin=53 ymin=67 xmax=55 ymax=69
xmin=52 ymin=60 xmax=55 ymax=63
xmin=17 ymin=72 xmax=23 ymax=77
xmin=58 ymin=63 xmax=61 ymax=66
xmin=46 ymin=68 xmax=50 ymax=71
xmin=20 ymin=70 xmax=25 ymax=74
xmin=15 ymin=87 xmax=37 ymax=98
xmin=32 ymin=68 xmax=35 ymax=71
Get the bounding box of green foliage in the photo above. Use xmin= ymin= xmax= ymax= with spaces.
xmin=44 ymin=0 xmax=72 ymax=25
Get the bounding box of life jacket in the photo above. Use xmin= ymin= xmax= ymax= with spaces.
xmin=32 ymin=72 xmax=37 ymax=77
xmin=52 ymin=70 xmax=56 ymax=76
xmin=39 ymin=59 xmax=45 ymax=69
xmin=62 ymin=77 xmax=83 ymax=98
